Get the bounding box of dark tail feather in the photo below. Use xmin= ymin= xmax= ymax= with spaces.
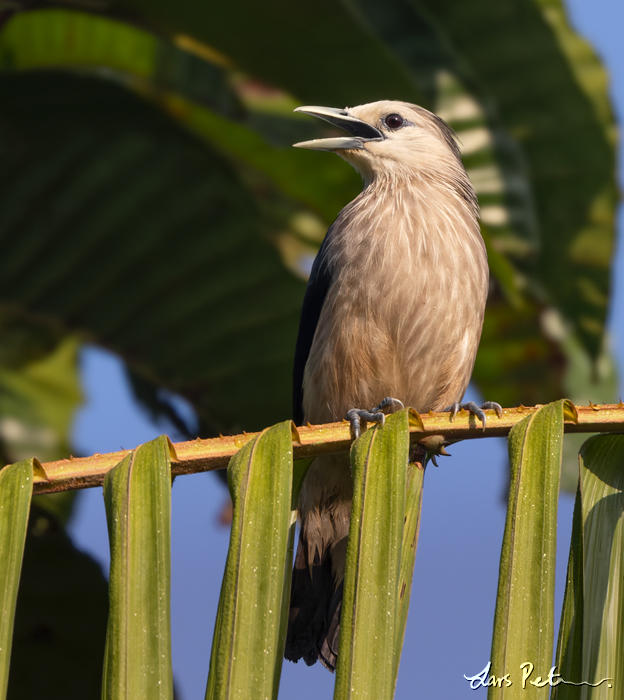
xmin=318 ymin=584 xmax=342 ymax=671
xmin=285 ymin=529 xmax=343 ymax=671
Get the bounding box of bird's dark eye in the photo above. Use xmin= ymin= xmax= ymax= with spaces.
xmin=384 ymin=113 xmax=404 ymax=130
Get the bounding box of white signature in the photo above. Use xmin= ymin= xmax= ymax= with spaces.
xmin=464 ymin=662 xmax=613 ymax=690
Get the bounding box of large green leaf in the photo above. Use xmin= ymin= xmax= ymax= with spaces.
xmin=0 ymin=459 xmax=34 ymax=700
xmin=335 ymin=409 xmax=410 ymax=700
xmin=0 ymin=69 xmax=305 ymax=434
xmin=206 ymin=421 xmax=304 ymax=700
xmin=488 ymin=399 xmax=573 ymax=699
xmin=111 ymin=0 xmax=422 ymax=107
xmin=417 ymin=0 xmax=616 ymax=360
xmin=0 ymin=9 xmax=241 ymax=115
xmin=103 ymin=435 xmax=174 ymax=700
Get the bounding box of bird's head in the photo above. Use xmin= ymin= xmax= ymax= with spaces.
xmin=294 ymin=100 xmax=464 ymax=184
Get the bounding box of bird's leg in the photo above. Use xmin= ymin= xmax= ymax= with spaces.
xmin=346 ymin=397 xmax=404 ymax=439
xmin=445 ymin=400 xmax=503 ymax=431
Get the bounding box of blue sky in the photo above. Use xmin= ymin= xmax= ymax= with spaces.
xmin=67 ymin=2 xmax=624 ymax=698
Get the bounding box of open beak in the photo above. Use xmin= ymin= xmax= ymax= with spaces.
xmin=293 ymin=106 xmax=383 ymax=151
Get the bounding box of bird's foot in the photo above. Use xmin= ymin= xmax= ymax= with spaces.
xmin=445 ymin=400 xmax=503 ymax=431
xmin=346 ymin=397 xmax=404 ymax=439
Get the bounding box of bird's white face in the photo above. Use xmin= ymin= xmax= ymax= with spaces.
xmin=294 ymin=100 xmax=462 ymax=182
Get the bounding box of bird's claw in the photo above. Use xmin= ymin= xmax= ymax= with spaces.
xmin=417 ymin=435 xmax=451 ymax=467
xmin=371 ymin=397 xmax=404 ymax=414
xmin=346 ymin=396 xmax=404 ymax=439
xmin=346 ymin=408 xmax=384 ymax=439
xmin=445 ymin=400 xmax=503 ymax=431
xmin=481 ymin=401 xmax=504 ymax=418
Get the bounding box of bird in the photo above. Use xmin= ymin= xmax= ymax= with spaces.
xmin=284 ymin=100 xmax=497 ymax=671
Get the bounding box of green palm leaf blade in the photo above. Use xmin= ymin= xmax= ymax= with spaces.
xmin=488 ymin=399 xmax=574 ymax=699
xmin=205 ymin=420 xmax=303 ymax=700
xmin=334 ymin=408 xmax=410 ymax=700
xmin=552 ymin=488 xmax=584 ymax=700
xmin=554 ymin=434 xmax=624 ymax=698
xmin=102 ymin=435 xmax=175 ymax=700
xmin=0 ymin=459 xmax=37 ymax=700
xmin=393 ymin=459 xmax=425 ymax=691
